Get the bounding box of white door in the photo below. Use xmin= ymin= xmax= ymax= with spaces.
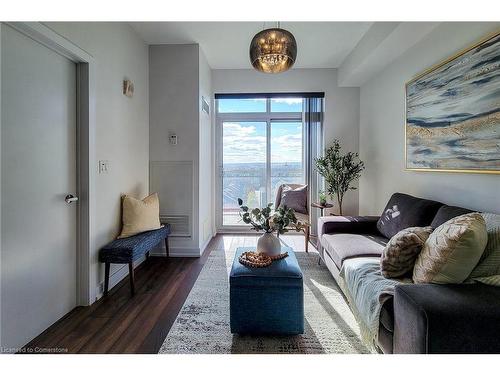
xmin=1 ymin=24 xmax=77 ymax=349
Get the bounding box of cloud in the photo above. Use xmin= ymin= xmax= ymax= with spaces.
xmin=223 ymin=122 xmax=303 ymax=164
xmin=223 ymin=123 xmax=257 ymax=137
xmin=272 ymin=134 xmax=303 ymax=162
xmin=272 ymin=98 xmax=303 ymax=105
xmin=223 ymin=123 xmax=266 ymax=163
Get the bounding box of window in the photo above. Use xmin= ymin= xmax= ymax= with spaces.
xmin=216 ymin=96 xmax=305 ymax=227
xmin=270 ymin=97 xmax=303 ymax=112
xmin=218 ymin=98 xmax=266 ymax=113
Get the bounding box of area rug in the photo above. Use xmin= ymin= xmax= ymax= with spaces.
xmin=159 ymin=236 xmax=369 ymax=354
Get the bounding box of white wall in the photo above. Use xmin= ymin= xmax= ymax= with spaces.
xmin=199 ymin=49 xmax=214 ymax=250
xmin=212 ymin=68 xmax=361 ymax=215
xmin=149 ymin=44 xmax=200 ymax=254
xmin=149 ymin=44 xmax=214 ymax=256
xmin=359 ymin=22 xmax=500 ymax=215
xmin=44 ymin=22 xmax=150 ymax=300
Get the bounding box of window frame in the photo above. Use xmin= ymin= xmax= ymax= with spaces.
xmin=215 ymin=97 xmax=305 ymax=231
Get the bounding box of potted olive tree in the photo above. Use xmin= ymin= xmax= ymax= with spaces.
xmin=315 ymin=140 xmax=365 ymax=216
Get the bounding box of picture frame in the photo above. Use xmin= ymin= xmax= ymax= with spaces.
xmin=405 ymin=30 xmax=500 ymax=174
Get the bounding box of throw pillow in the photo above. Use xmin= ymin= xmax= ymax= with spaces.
xmin=118 ymin=193 xmax=161 ymax=239
xmin=376 ymin=193 xmax=443 ymax=239
xmin=380 ymin=226 xmax=433 ymax=278
xmin=468 ymin=213 xmax=500 ymax=286
xmin=413 ymin=213 xmax=487 ymax=284
xmin=279 ymin=185 xmax=308 ymax=214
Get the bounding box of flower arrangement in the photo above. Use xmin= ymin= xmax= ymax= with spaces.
xmin=237 ymin=198 xmax=303 ymax=235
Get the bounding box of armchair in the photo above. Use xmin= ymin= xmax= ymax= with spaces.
xmin=275 ymin=184 xmax=311 ymax=252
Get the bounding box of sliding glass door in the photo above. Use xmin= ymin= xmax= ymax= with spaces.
xmin=217 ymin=98 xmax=305 ymax=229
xmin=270 ymin=121 xmax=304 ymax=201
xmin=222 ymin=121 xmax=267 ymax=225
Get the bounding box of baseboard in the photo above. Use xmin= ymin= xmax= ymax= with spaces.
xmin=199 ymin=234 xmax=214 ymax=256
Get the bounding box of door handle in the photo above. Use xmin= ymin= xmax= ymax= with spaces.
xmin=65 ymin=194 xmax=79 ymax=204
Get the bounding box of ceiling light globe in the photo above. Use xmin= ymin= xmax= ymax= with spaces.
xmin=249 ymin=28 xmax=297 ymax=74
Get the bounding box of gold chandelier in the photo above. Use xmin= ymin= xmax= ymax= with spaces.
xmin=249 ymin=24 xmax=297 ymax=74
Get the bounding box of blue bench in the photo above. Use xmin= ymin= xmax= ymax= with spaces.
xmin=99 ymin=225 xmax=170 ymax=296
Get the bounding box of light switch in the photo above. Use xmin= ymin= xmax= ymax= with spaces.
xmin=99 ymin=160 xmax=110 ymax=174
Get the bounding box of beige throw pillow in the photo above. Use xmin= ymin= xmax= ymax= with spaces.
xmin=380 ymin=226 xmax=433 ymax=278
xmin=413 ymin=213 xmax=487 ymax=284
xmin=118 ymin=193 xmax=161 ymax=239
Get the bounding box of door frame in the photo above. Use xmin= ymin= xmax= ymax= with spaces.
xmin=0 ymin=22 xmax=96 ymax=306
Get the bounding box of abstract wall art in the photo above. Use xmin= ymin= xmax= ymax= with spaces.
xmin=405 ymin=31 xmax=500 ymax=174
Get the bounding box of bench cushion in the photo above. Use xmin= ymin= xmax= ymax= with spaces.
xmin=99 ymin=225 xmax=170 ymax=264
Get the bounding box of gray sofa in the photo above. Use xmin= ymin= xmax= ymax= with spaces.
xmin=317 ymin=192 xmax=500 ymax=354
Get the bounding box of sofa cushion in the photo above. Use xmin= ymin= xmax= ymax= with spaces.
xmin=431 ymin=205 xmax=474 ymax=228
xmin=318 ymin=215 xmax=380 ymax=237
xmin=322 ymin=233 xmax=387 ymax=269
xmin=377 ymin=193 xmax=443 ymax=239
xmin=380 ymin=226 xmax=433 ymax=278
xmin=413 ymin=213 xmax=487 ymax=284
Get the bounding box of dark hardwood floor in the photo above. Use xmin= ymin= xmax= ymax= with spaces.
xmin=23 ymin=236 xmax=217 ymax=354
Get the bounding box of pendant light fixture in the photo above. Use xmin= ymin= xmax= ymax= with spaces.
xmin=249 ymin=22 xmax=297 ymax=74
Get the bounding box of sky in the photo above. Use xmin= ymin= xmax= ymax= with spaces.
xmin=220 ymin=98 xmax=304 ymax=164
xmin=223 ymin=121 xmax=303 ymax=164
xmin=218 ymin=97 xmax=303 ymax=113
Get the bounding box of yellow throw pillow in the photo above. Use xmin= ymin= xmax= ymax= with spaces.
xmin=413 ymin=213 xmax=487 ymax=284
xmin=118 ymin=193 xmax=161 ymax=239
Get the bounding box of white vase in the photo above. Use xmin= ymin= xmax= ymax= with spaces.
xmin=257 ymin=232 xmax=281 ymax=257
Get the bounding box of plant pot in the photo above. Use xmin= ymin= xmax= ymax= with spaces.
xmin=257 ymin=232 xmax=281 ymax=257
xmin=320 ymin=199 xmax=327 ymax=206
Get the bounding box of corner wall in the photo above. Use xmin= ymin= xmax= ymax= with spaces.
xmin=359 ymin=22 xmax=500 ymax=215
xmin=212 ymin=68 xmax=360 ymax=215
xmin=199 ymin=49 xmax=215 ymax=251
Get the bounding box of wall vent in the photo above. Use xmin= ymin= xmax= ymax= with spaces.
xmin=160 ymin=215 xmax=191 ymax=237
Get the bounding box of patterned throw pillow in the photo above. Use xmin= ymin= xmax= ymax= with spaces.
xmin=413 ymin=213 xmax=487 ymax=284
xmin=380 ymin=226 xmax=433 ymax=278
xmin=468 ymin=213 xmax=500 ymax=286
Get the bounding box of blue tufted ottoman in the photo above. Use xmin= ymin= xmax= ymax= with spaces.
xmin=230 ymin=247 xmax=304 ymax=335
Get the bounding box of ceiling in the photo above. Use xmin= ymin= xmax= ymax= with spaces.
xmin=130 ymin=22 xmax=373 ymax=69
